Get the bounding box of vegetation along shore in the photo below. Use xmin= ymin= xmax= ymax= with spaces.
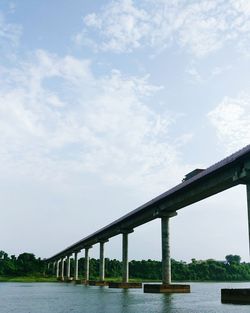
xmin=0 ymin=251 xmax=249 ymax=282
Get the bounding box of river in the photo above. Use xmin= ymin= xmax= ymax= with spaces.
xmin=0 ymin=282 xmax=249 ymax=313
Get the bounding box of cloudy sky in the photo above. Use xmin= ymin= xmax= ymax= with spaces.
xmin=0 ymin=0 xmax=250 ymax=263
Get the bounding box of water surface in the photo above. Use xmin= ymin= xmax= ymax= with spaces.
xmin=0 ymin=282 xmax=250 ymax=313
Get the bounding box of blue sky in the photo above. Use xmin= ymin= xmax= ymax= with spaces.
xmin=0 ymin=0 xmax=250 ymax=262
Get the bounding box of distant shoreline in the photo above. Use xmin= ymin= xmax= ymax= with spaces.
xmin=0 ymin=277 xmax=58 ymax=283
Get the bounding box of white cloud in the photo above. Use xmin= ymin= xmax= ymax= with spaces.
xmin=0 ymin=50 xmax=192 ymax=194
xmin=208 ymin=92 xmax=250 ymax=152
xmin=76 ymin=0 xmax=150 ymax=53
xmin=8 ymin=3 xmax=16 ymax=14
xmin=232 ymin=0 xmax=250 ymax=15
xmin=185 ymin=63 xmax=233 ymax=84
xmin=0 ymin=10 xmax=21 ymax=48
xmin=186 ymin=66 xmax=204 ymax=84
xmin=75 ymin=0 xmax=250 ymax=57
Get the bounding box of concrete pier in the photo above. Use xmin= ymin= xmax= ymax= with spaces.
xmin=53 ymin=261 xmax=56 ymax=275
xmin=100 ymin=240 xmax=108 ymax=281
xmin=220 ymin=184 xmax=250 ymax=304
xmin=61 ymin=258 xmax=64 ymax=281
xmin=66 ymin=255 xmax=71 ymax=280
xmin=56 ymin=260 xmax=60 ymax=278
xmin=89 ymin=241 xmax=109 ymax=286
xmin=74 ymin=251 xmax=79 ymax=281
xmin=221 ymin=288 xmax=250 ymax=304
xmin=219 ymin=183 xmax=250 ymax=304
xmin=247 ymin=184 xmax=250 ymax=253
xmin=122 ymin=232 xmax=129 ymax=283
xmin=109 ymin=230 xmax=142 ymax=289
xmin=99 ymin=241 xmax=105 ymax=281
xmin=161 ymin=214 xmax=172 ymax=284
xmin=109 ymin=282 xmax=142 ymax=289
xmin=88 ymin=280 xmax=109 ymax=286
xmin=144 ymin=212 xmax=190 ymax=293
xmin=144 ymin=284 xmax=190 ymax=293
xmin=84 ymin=247 xmax=91 ymax=283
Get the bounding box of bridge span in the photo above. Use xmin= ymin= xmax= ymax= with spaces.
xmin=46 ymin=145 xmax=250 ymax=293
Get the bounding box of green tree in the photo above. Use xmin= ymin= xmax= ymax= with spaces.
xmin=225 ymin=255 xmax=241 ymax=265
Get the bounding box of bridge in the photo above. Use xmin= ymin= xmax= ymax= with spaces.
xmin=46 ymin=145 xmax=250 ymax=293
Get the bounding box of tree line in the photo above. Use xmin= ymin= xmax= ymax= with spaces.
xmin=1 ymin=250 xmax=250 ymax=281
xmin=0 ymin=251 xmax=44 ymax=276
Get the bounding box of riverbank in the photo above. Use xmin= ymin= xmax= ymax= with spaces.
xmin=0 ymin=276 xmax=159 ymax=283
xmin=0 ymin=276 xmax=58 ymax=282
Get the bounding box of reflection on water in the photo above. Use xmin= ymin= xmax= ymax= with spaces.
xmin=159 ymin=294 xmax=174 ymax=312
xmin=0 ymin=282 xmax=250 ymax=313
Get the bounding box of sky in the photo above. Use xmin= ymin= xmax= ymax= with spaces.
xmin=0 ymin=0 xmax=250 ymax=263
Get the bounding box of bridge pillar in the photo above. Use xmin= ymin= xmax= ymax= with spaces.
xmin=61 ymin=258 xmax=65 ymax=281
xmin=84 ymin=247 xmax=92 ymax=283
xmin=99 ymin=240 xmax=108 ymax=281
xmin=53 ymin=261 xmax=56 ymax=275
xmin=247 ymin=184 xmax=250 ymax=254
xmin=66 ymin=255 xmax=71 ymax=280
xmin=88 ymin=241 xmax=109 ymax=286
xmin=220 ymin=183 xmax=250 ymax=304
xmin=161 ymin=213 xmax=176 ymax=284
xmin=56 ymin=260 xmax=60 ymax=278
xmin=45 ymin=262 xmax=50 ymax=276
xmin=109 ymin=229 xmax=141 ymax=289
xmin=122 ymin=231 xmax=129 ymax=283
xmin=74 ymin=251 xmax=79 ymax=281
xmin=144 ymin=211 xmax=190 ymax=293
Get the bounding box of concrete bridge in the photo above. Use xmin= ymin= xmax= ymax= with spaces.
xmin=46 ymin=145 xmax=250 ymax=293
